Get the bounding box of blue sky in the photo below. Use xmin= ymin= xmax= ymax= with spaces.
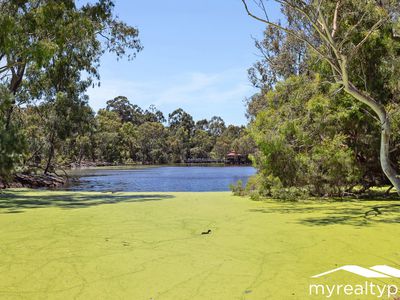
xmin=86 ymin=1 xmax=277 ymax=125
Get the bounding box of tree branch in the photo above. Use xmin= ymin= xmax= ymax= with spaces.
xmin=241 ymin=0 xmax=341 ymax=74
xmin=331 ymin=0 xmax=341 ymax=38
xmin=274 ymin=0 xmax=339 ymax=53
xmin=352 ymin=17 xmax=387 ymax=54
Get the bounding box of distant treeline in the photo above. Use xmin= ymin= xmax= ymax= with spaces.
xmin=18 ymin=96 xmax=255 ymax=172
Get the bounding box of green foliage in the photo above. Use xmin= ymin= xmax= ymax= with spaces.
xmin=120 ymin=122 xmax=139 ymax=161
xmin=18 ymin=94 xmax=254 ymax=168
xmin=229 ymin=180 xmax=245 ymax=196
xmin=95 ymin=109 xmax=123 ymax=163
xmin=271 ymin=186 xmax=309 ymax=202
xmin=0 ymin=87 xmax=25 ymax=178
xmin=137 ymin=122 xmax=168 ymax=164
xmin=106 ymin=96 xmax=145 ymax=124
xmin=245 ymin=0 xmax=400 ymax=197
xmin=190 ymin=129 xmax=214 ymax=159
xmin=211 ymin=125 xmax=250 ymax=159
xmin=0 ymin=0 xmax=142 ymax=175
xmin=248 ymin=76 xmax=362 ymax=197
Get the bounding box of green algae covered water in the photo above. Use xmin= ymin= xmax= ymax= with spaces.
xmin=0 ymin=190 xmax=400 ymax=299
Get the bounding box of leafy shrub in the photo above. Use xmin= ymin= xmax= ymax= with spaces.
xmin=229 ymin=180 xmax=245 ymax=196
xmin=270 ymin=186 xmax=309 ymax=201
xmin=248 ymin=76 xmax=362 ymax=198
xmin=248 ymin=191 xmax=262 ymax=201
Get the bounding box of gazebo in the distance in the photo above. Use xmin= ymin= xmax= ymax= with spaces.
xmin=226 ymin=150 xmax=247 ymax=164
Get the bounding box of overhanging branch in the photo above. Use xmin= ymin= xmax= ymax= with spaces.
xmin=241 ymin=0 xmax=342 ymax=74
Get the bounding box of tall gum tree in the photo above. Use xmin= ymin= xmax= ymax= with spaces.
xmin=0 ymin=0 xmax=142 ymax=127
xmin=241 ymin=0 xmax=400 ymax=194
xmin=0 ymin=0 xmax=142 ymax=174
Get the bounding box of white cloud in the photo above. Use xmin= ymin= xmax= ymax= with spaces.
xmin=86 ymin=68 xmax=256 ymax=124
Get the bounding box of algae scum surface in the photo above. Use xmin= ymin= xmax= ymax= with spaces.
xmin=0 ymin=190 xmax=399 ymax=299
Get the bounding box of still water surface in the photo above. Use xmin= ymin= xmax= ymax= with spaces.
xmin=63 ymin=166 xmax=256 ymax=192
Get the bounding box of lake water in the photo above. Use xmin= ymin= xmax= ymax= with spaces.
xmin=62 ymin=166 xmax=256 ymax=192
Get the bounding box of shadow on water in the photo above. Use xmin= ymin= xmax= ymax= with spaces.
xmin=0 ymin=190 xmax=174 ymax=213
xmin=248 ymin=202 xmax=400 ymax=227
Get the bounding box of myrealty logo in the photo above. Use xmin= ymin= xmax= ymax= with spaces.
xmin=309 ymin=265 xmax=400 ymax=298
xmin=312 ymin=265 xmax=400 ymax=278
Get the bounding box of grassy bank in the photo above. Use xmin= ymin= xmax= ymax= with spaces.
xmin=0 ymin=190 xmax=399 ymax=299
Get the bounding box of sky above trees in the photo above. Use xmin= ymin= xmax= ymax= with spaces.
xmin=85 ymin=0 xmax=276 ymax=125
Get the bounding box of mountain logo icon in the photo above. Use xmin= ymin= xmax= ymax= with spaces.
xmin=311 ymin=265 xmax=400 ymax=278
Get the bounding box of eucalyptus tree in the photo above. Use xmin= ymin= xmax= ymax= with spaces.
xmin=242 ymin=0 xmax=400 ymax=193
xmin=0 ymin=0 xmax=142 ymax=174
xmin=120 ymin=122 xmax=139 ymax=162
xmin=195 ymin=119 xmax=210 ymax=131
xmin=137 ymin=122 xmax=168 ymax=164
xmin=95 ymin=109 xmax=123 ymax=163
xmin=1 ymin=0 xmax=141 ymax=118
xmin=106 ymin=96 xmax=144 ymax=124
xmin=143 ymin=105 xmax=165 ymax=123
xmin=190 ymin=129 xmax=214 ymax=159
xmin=168 ymin=108 xmax=195 ymax=161
xmin=208 ymin=116 xmax=226 ymax=137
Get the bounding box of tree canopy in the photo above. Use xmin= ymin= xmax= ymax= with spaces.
xmin=243 ymin=0 xmax=400 ymax=198
xmin=0 ymin=0 xmax=142 ymax=176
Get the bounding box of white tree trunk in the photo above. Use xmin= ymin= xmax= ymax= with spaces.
xmin=380 ymin=118 xmax=400 ymax=193
xmin=344 ymin=83 xmax=400 ymax=194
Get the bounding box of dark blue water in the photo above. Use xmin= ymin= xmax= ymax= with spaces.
xmin=64 ymin=166 xmax=256 ymax=192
